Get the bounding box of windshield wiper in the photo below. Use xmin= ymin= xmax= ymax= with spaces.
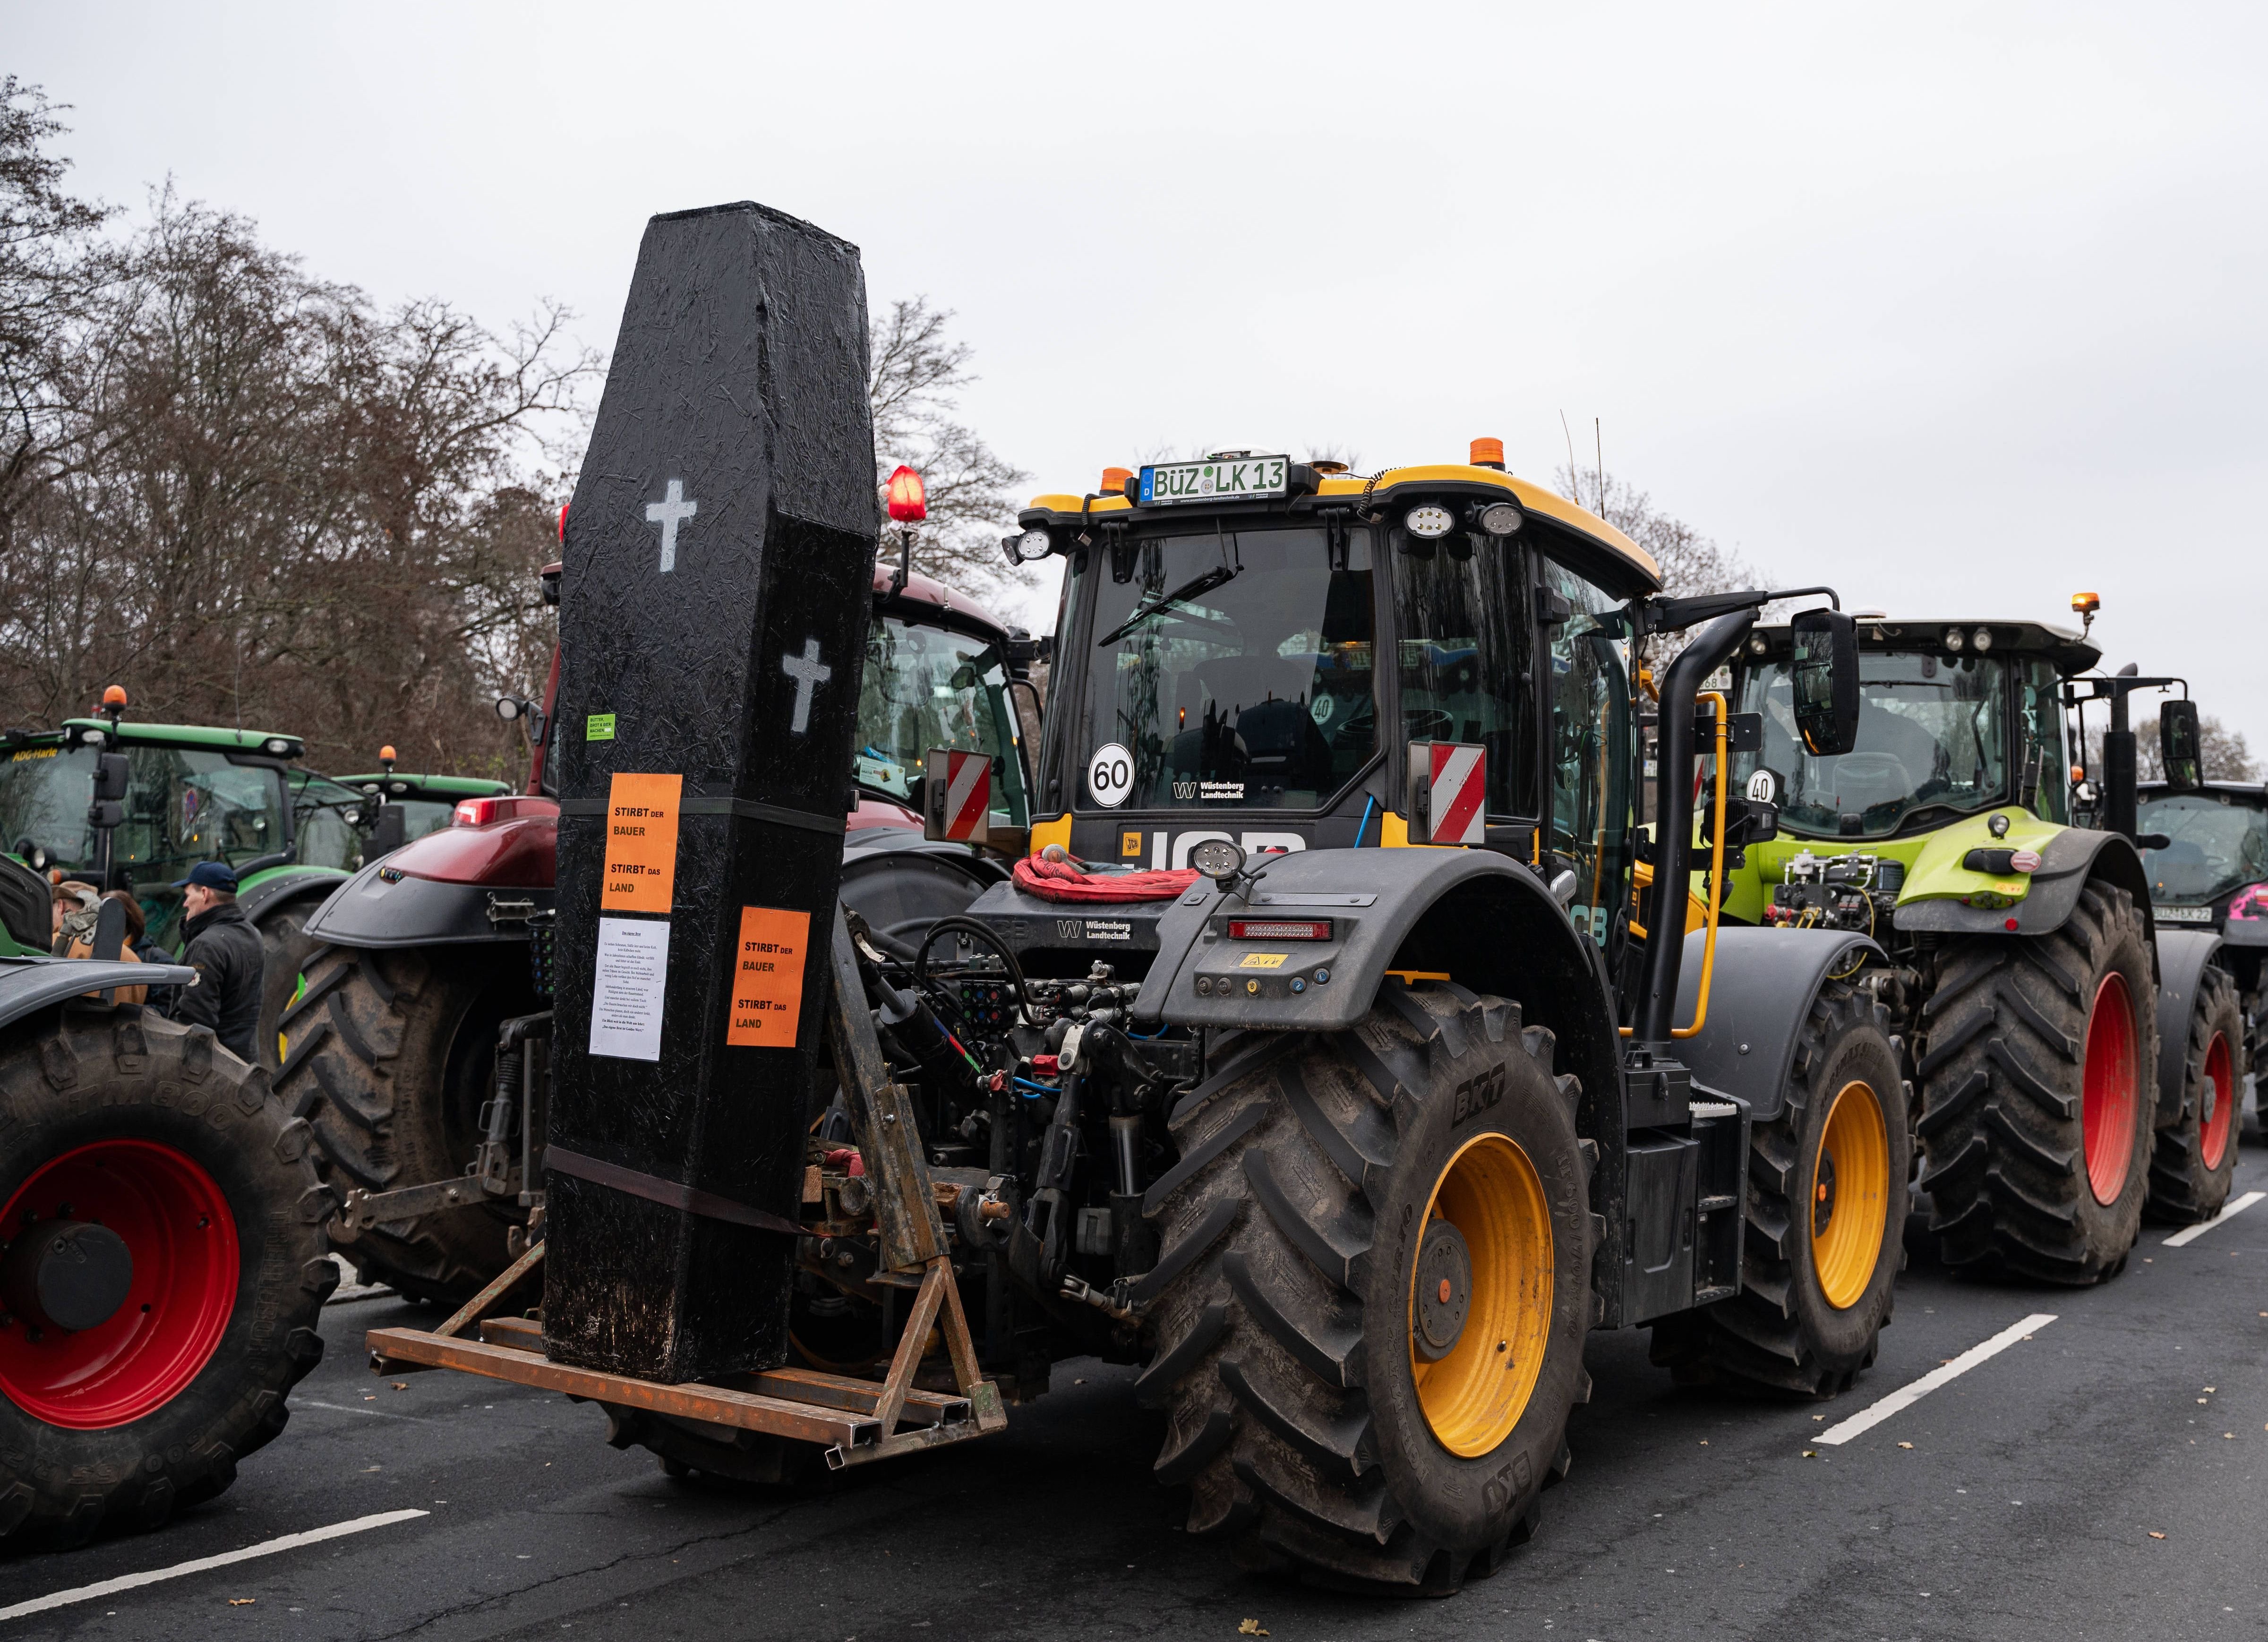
xmin=1098 ymin=564 xmax=1241 ymax=648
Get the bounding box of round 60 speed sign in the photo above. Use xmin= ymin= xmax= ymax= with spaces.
xmin=1087 ymin=743 xmax=1134 ymax=808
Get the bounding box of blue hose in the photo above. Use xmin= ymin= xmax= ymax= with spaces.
xmin=1356 ymin=794 xmax=1376 ymax=846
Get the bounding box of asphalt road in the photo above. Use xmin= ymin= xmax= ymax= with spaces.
xmin=6 ymin=1152 xmax=2268 ymax=1642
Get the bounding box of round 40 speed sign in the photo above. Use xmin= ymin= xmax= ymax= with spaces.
xmin=1087 ymin=743 xmax=1134 ymax=808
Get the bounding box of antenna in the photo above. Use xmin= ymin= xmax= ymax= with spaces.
xmin=1594 ymin=417 xmax=1605 ymax=522
xmin=1559 ymin=410 xmax=1580 ymax=507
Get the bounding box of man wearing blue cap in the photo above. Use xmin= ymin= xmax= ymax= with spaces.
xmin=167 ymin=861 xmax=264 ymax=1061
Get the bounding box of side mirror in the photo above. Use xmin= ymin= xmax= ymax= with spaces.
xmin=92 ymin=752 xmax=129 ymax=804
xmin=369 ymin=805 xmax=408 ymax=858
xmin=2159 ymin=700 xmax=2202 ymax=791
xmin=1789 ymin=608 xmax=1860 ymax=757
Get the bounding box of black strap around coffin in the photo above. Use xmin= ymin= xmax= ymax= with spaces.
xmin=544 ymin=1145 xmax=807 ymax=1238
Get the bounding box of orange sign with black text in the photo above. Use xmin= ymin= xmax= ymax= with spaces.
xmin=727 ymin=906 xmax=810 ymax=1047
xmin=602 ymin=772 xmax=681 ymax=913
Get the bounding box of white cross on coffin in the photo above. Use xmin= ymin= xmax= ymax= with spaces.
xmin=645 ymin=479 xmax=698 ymax=572
xmin=780 ymin=638 xmax=832 ymax=733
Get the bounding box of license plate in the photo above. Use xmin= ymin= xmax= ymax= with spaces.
xmin=1139 ymin=455 xmax=1289 ymax=505
xmin=2156 ymin=904 xmax=2211 ymax=923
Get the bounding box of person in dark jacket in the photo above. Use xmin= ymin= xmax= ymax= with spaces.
xmin=168 ymin=861 xmax=264 ymax=1061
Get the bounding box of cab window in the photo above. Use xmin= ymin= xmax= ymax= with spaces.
xmin=2018 ymin=659 xmax=2068 ymax=823
xmin=1543 ymin=560 xmax=1635 ymax=946
xmin=1391 ymin=530 xmax=1535 ymax=818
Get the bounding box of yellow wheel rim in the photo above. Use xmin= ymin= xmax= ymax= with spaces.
xmin=1811 ymin=1079 xmax=1890 ymax=1310
xmin=1409 ymin=1133 xmax=1554 ymax=1458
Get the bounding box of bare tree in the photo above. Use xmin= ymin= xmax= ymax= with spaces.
xmin=1555 ymin=464 xmax=1763 ymax=671
xmin=0 ymin=164 xmax=598 ymax=775
xmin=2085 ymin=713 xmax=2260 ymax=784
xmin=869 ymin=297 xmax=1028 ymax=590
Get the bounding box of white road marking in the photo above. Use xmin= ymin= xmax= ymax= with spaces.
xmin=298 ymin=1399 xmax=429 ymax=1423
xmin=1815 ymin=1313 xmax=2058 ymax=1447
xmin=2163 ymin=1190 xmax=2266 ymax=1247
xmin=0 ymin=1509 xmax=428 ymax=1621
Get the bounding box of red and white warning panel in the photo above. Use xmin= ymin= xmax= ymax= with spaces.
xmin=925 ymin=747 xmax=992 ymax=843
xmin=1408 ymin=741 xmax=1487 ymax=845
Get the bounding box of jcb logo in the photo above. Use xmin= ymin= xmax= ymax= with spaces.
xmin=1452 ymin=1064 xmax=1507 ymax=1125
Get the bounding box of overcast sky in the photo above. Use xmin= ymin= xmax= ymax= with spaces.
xmin=14 ymin=3 xmax=2266 ymax=754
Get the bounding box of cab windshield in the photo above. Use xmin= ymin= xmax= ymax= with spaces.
xmin=1737 ymin=652 xmax=2010 ymax=838
xmin=856 ymin=616 xmax=1030 ymax=828
xmin=2139 ymin=793 xmax=2268 ymax=905
xmin=1071 ymin=526 xmax=1376 ymax=811
xmin=289 ymin=770 xmax=373 ymax=872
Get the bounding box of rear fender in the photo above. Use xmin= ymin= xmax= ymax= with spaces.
xmin=240 ymin=866 xmax=349 ymax=929
xmin=2152 ymin=929 xmax=2227 ymax=1129
xmin=0 ymin=958 xmax=197 ymax=1035
xmin=300 ymin=858 xmax=554 ymax=949
xmin=1673 ymin=927 xmax=1884 ymax=1122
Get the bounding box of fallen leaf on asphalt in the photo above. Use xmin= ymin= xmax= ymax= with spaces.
xmin=2225 ymin=1433 xmax=2235 ymax=1440
xmin=229 ymin=1599 xmax=255 ymax=1606
xmin=1238 ymin=1622 xmax=1269 ymax=1636
xmin=2149 ymin=1531 xmax=2167 ymax=1540
xmin=2199 ymin=1398 xmax=2209 ymax=1404
xmin=1698 ymin=1439 xmax=1708 ymax=1445
xmin=392 ymin=1381 xmax=409 ymax=1390
xmin=1802 ymin=1450 xmax=1817 ymax=1459
xmin=1812 ymin=1414 xmax=1826 ymax=1421
xmin=2205 ymin=1387 xmax=2216 ymax=1393
xmin=1897 ymin=1442 xmax=1914 ymax=1450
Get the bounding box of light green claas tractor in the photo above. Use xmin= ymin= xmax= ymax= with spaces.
xmin=1717 ymin=611 xmax=2240 ymax=1283
xmin=0 ymin=696 xmax=371 ymax=1063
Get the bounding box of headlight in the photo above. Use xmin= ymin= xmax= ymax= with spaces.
xmin=1971 ymin=627 xmax=1993 ymax=652
xmin=1943 ymin=627 xmax=1965 ymax=652
xmin=1010 ymin=528 xmax=1053 ymax=562
xmin=495 ymin=695 xmax=524 ymax=723
xmin=1478 ymin=501 xmax=1523 ymax=536
xmin=264 ymin=737 xmax=291 ymax=755
xmin=1748 ymin=635 xmax=1768 ymax=655
xmin=1404 ymin=505 xmax=1455 ymax=539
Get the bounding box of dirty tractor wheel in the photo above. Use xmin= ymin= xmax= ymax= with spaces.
xmin=274 ymin=943 xmax=530 ymax=1305
xmin=1650 ymin=980 xmax=1907 ymax=1396
xmin=1138 ymin=983 xmax=1592 ymax=1595
xmin=0 ymin=1004 xmax=336 ymax=1547
xmin=255 ymin=897 xmax=325 ymax=1072
xmin=1917 ymin=881 xmax=2156 ymax=1284
xmin=2146 ymin=964 xmax=2242 ymax=1223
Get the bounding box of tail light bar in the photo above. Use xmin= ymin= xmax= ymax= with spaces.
xmin=1226 ymin=918 xmax=1333 ymax=941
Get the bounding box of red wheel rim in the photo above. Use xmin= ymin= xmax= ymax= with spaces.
xmin=2199 ymin=1032 xmax=2235 ymax=1172
xmin=0 ymin=1141 xmax=239 ymax=1428
xmin=2081 ymin=972 xmax=2140 ymax=1206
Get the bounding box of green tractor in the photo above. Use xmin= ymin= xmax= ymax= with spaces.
xmin=330 ymin=746 xmax=513 ymax=858
xmin=0 ymin=692 xmax=371 ymax=1064
xmin=1717 ymin=607 xmax=2242 ymax=1279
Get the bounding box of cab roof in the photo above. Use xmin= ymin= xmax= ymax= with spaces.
xmin=2138 ymin=778 xmax=2268 ymax=803
xmin=1748 ymin=616 xmax=2101 ymax=676
xmin=0 ymin=720 xmax=309 ymax=757
xmin=872 ymin=562 xmax=1016 ymax=638
xmin=1023 ymin=461 xmax=1660 ymax=596
xmin=335 ymin=773 xmax=514 ymax=798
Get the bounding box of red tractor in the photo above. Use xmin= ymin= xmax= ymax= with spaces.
xmin=281 ymin=558 xmax=1041 ymax=1303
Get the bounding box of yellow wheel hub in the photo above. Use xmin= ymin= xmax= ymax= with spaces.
xmin=1810 ymin=1079 xmax=1890 ymax=1310
xmin=1410 ymin=1133 xmax=1554 ymax=1458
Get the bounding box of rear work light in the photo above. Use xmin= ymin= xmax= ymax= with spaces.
xmin=1227 ymin=918 xmax=1334 ymax=941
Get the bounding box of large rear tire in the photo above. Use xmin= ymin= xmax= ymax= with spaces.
xmin=0 ymin=1005 xmax=336 ymax=1546
xmin=1650 ymin=980 xmax=1907 ymax=1395
xmin=1916 ymin=881 xmax=2156 ymax=1283
xmin=1138 ymin=983 xmax=1592 ymax=1594
xmin=2146 ymin=964 xmax=2242 ymax=1223
xmin=255 ymin=898 xmax=324 ymax=1071
xmin=274 ymin=944 xmax=530 ymax=1304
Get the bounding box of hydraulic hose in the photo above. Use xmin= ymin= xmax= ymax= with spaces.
xmin=1633 ymin=610 xmax=1756 ymax=1046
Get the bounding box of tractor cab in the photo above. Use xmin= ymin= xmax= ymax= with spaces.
xmin=0 ymin=713 xmax=354 ymax=951
xmin=2138 ymin=778 xmax=2268 ymax=933
xmin=1005 ymin=444 xmax=1658 ymax=974
xmin=332 ymin=754 xmax=514 ymax=854
xmin=1719 ymin=616 xmax=2098 ymax=928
